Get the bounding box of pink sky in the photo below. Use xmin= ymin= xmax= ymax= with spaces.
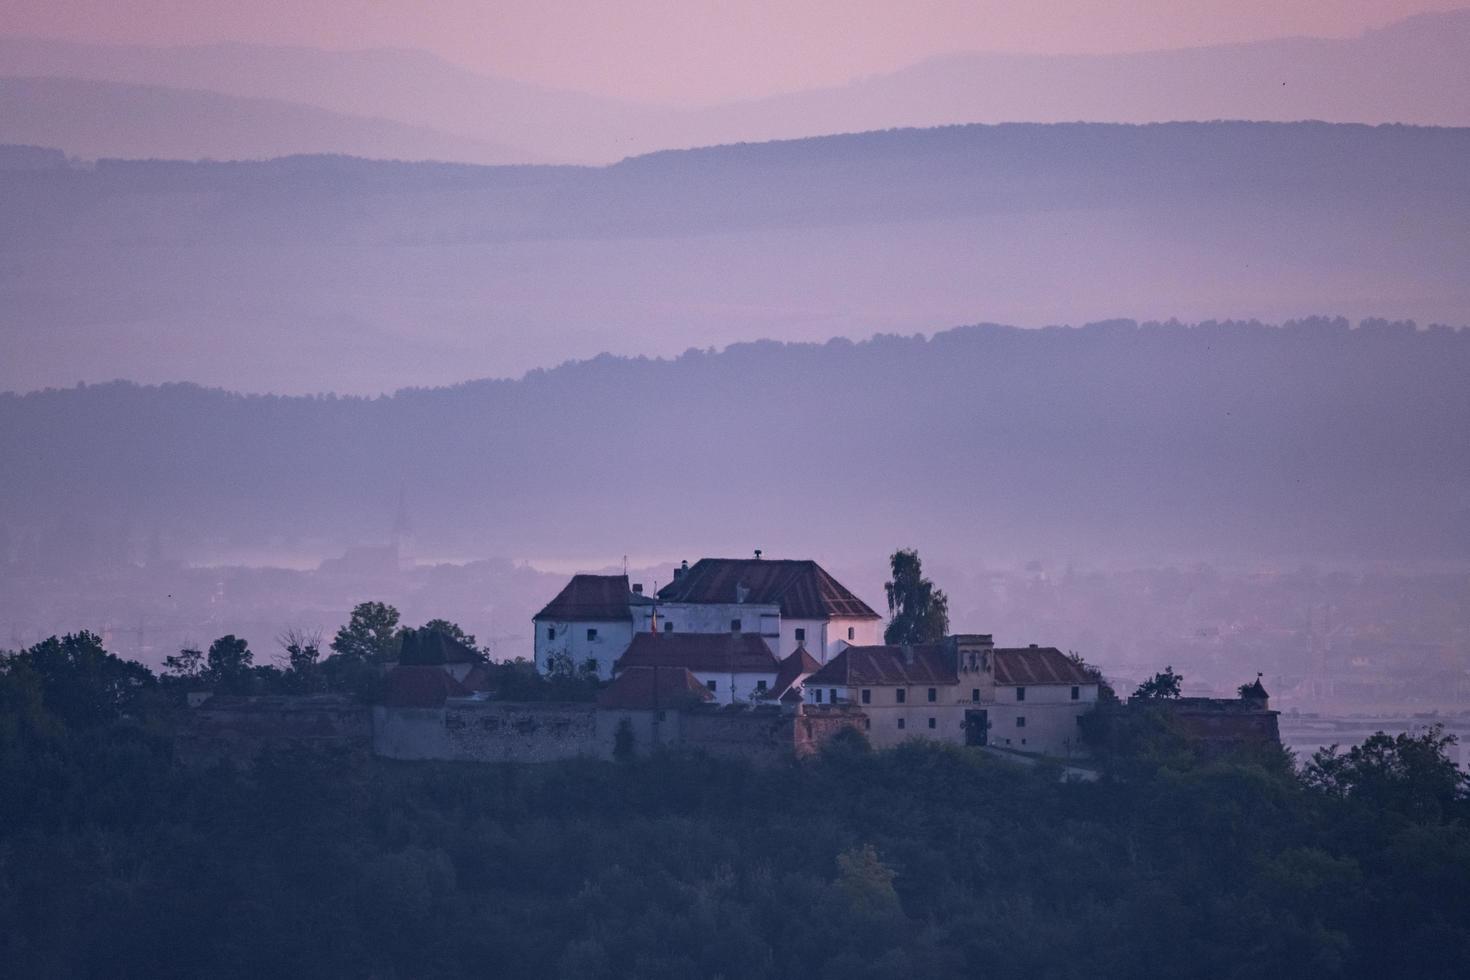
xmin=1 ymin=1 xmax=1453 ymax=103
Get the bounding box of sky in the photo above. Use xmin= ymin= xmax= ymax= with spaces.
xmin=1 ymin=0 xmax=1453 ymax=104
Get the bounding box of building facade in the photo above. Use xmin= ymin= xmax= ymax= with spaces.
xmin=803 ymin=635 xmax=1099 ymax=756
xmin=532 ymin=573 xmax=649 ymax=680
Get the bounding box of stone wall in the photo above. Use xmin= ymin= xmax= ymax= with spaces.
xmin=177 ymin=695 xmax=371 ymax=767
xmin=185 ymin=696 xmax=870 ymax=768
xmin=375 ymin=700 xmax=601 ymax=763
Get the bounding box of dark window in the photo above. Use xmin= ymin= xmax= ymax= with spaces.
xmin=864 ymin=718 xmax=871 ymax=731
xmin=588 ymin=659 xmax=598 ymax=672
xmin=663 ymin=621 xmax=674 ymax=633
xmin=927 ymin=717 xmax=937 ymax=729
xmin=706 ymin=680 xmax=717 ymax=692
xmin=546 ymin=627 xmax=555 ymax=640
xmin=829 ymin=689 xmax=837 ymax=703
xmin=861 ymin=689 xmax=871 ymax=704
xmin=1071 ymin=686 xmax=1080 ymax=700
xmin=794 ymin=628 xmax=806 ymax=643
xmin=756 ymin=679 xmax=767 ymax=692
xmin=897 ymin=718 xmax=906 ymax=730
xmin=586 ymin=628 xmax=598 ymax=641
xmin=730 ymin=618 xmax=742 ymax=632
xmin=814 ymin=688 xmax=824 ymax=703
xmin=896 ymin=689 xmax=907 ymax=703
xmin=847 ymin=626 xmax=855 ymax=640
xmin=1016 ymin=716 xmax=1026 ymax=728
xmin=1016 ymin=686 xmax=1026 ymax=702
xmin=927 ymin=687 xmax=937 ymax=702
xmin=655 ymin=710 xmax=666 ymax=721
xmin=971 ymin=688 xmax=980 ymax=703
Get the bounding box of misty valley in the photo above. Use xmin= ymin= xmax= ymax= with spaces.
xmin=4 ymin=7 xmax=1470 ymax=977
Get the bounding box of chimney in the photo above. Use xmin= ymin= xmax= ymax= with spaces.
xmin=754 ymin=549 xmax=762 ymax=560
xmin=632 ymin=583 xmax=643 ymax=594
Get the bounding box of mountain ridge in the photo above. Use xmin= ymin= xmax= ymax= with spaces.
xmin=2 ymin=8 xmax=1467 ymax=162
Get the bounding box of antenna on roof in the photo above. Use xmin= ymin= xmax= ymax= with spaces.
xmin=622 ymin=554 xmax=628 ymax=576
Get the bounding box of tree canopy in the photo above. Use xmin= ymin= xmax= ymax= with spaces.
xmin=883 ymin=548 xmax=950 ymax=645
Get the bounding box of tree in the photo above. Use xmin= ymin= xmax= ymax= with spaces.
xmin=205 ymin=635 xmax=254 ymax=693
xmin=163 ymin=645 xmax=205 ymax=681
xmin=278 ymin=628 xmax=324 ymax=693
xmin=836 ymin=844 xmax=902 ymax=917
xmin=1132 ymin=666 xmax=1183 ymax=701
xmin=0 ymin=631 xmax=154 ymax=728
xmin=1304 ymin=725 xmax=1468 ymax=822
xmin=331 ymin=601 xmax=402 ymax=664
xmin=883 ymin=548 xmax=949 ymax=644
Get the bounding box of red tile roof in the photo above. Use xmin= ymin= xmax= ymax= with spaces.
xmin=992 ymin=647 xmax=1094 ymax=686
xmin=534 ymin=574 xmax=637 ymax=622
xmin=382 ymin=666 xmax=469 ymax=708
xmin=597 ymin=666 xmax=714 ymax=710
xmin=617 ymin=631 xmax=779 ymax=673
xmin=656 ymin=558 xmax=880 ymax=620
xmin=767 ymin=646 xmax=822 ymax=700
xmin=398 ymin=627 xmax=484 ymax=666
xmin=805 ymin=644 xmax=957 ymax=687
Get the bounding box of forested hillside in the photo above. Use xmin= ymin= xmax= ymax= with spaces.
xmin=1 ymin=121 xmax=1467 ymax=393
xmin=2 ymin=635 xmax=1468 ymax=978
xmin=2 ymin=319 xmax=1466 ymax=568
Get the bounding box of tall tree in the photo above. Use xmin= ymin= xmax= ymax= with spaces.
xmin=883 ymin=548 xmax=949 ymax=644
xmin=331 ymin=601 xmax=402 ymax=664
xmin=205 ymin=635 xmax=254 ymax=693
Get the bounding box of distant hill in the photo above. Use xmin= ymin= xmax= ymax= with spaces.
xmin=0 ymin=121 xmax=1466 ymax=394
xmin=1 ymin=321 xmax=1466 ymax=571
xmin=0 ymin=76 xmax=534 ymax=163
xmin=2 ymin=9 xmax=1468 ymax=162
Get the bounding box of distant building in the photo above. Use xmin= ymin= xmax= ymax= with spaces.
xmin=803 ymin=635 xmax=1098 ymax=756
xmin=529 ymin=555 xmax=881 ymax=681
xmin=1152 ymin=675 xmax=1281 ymax=751
xmin=532 ymin=573 xmax=649 ymax=680
xmin=651 ymin=556 xmax=882 ymax=662
xmin=615 ymin=631 xmax=779 ymax=705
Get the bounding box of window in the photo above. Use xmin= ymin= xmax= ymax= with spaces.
xmin=1071 ymin=686 xmax=1080 ymax=701
xmin=864 ymin=718 xmax=871 ymax=731
xmin=707 ymin=680 xmax=717 ymax=692
xmin=814 ymin=688 xmax=824 ymax=703
xmin=896 ymin=689 xmax=907 ymax=703
xmin=663 ymin=621 xmax=674 ymax=633
xmin=730 ymin=618 xmax=742 ymax=632
xmin=927 ymin=717 xmax=936 ymax=729
xmin=848 ymin=626 xmax=856 ymax=640
xmin=794 ymin=627 xmax=806 ymax=643
xmin=927 ymin=687 xmax=937 ymax=702
xmin=1016 ymin=716 xmax=1026 ymax=728
xmin=1016 ymin=686 xmax=1027 ymax=702
xmin=897 ymin=718 xmax=906 ymax=730
xmin=588 ymin=659 xmax=598 ymax=673
xmin=861 ymin=689 xmax=871 ymax=705
xmin=829 ymin=689 xmax=837 ymax=704
xmin=546 ymin=627 xmax=555 ymax=640
xmin=586 ymin=628 xmax=598 ymax=641
xmin=756 ymin=679 xmax=768 ymax=692
xmin=971 ymin=688 xmax=980 ymax=703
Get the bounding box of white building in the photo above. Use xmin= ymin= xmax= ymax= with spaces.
xmin=532 ymin=574 xmax=650 ymax=681
xmin=616 ymin=631 xmax=779 ymax=705
xmin=645 ymin=556 xmax=882 ymax=662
